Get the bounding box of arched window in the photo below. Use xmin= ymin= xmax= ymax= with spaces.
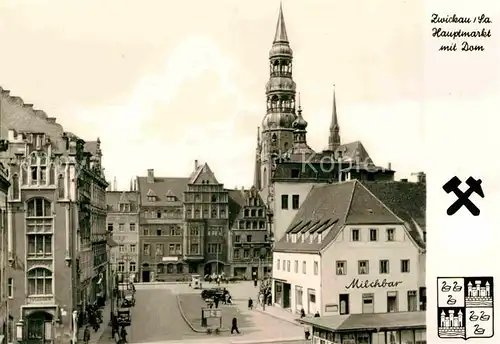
xmin=166 ymin=264 xmax=174 ymax=274
xmin=176 ymin=263 xmax=183 ymax=274
xmin=39 ymin=155 xmax=47 ymax=184
xmin=118 ymin=262 xmax=125 ymax=272
xmin=11 ymin=174 xmax=19 ymax=200
xmin=30 ymin=153 xmax=38 ymax=185
xmin=129 ymin=262 xmax=136 ymax=273
xmin=27 ymin=198 xmax=51 ymax=217
xmin=142 ymin=263 xmax=149 ymax=269
xmin=27 ymin=268 xmax=52 ymax=295
xmin=157 ymin=264 xmax=164 ymax=274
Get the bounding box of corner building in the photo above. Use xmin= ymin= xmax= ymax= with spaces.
xmin=0 ymin=87 xmax=108 ymax=342
xmin=272 ymin=180 xmax=426 ymax=316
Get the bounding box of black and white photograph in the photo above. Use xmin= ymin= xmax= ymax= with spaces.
xmin=0 ymin=1 xmax=427 ymax=343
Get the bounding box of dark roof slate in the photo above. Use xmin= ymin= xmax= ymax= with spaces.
xmin=137 ymin=176 xmax=189 ymax=206
xmin=274 ymin=179 xmax=426 ymax=253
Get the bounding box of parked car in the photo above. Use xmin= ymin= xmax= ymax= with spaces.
xmin=201 ymin=288 xmax=227 ymax=299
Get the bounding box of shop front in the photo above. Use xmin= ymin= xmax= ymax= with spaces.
xmin=273 ymin=279 xmax=291 ymax=309
xmin=302 ymin=311 xmax=426 ymax=344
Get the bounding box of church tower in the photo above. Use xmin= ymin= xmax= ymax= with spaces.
xmin=327 ymin=85 xmax=341 ymax=152
xmin=260 ymin=3 xmax=297 ymax=190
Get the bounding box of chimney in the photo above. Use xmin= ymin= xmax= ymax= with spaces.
xmin=134 ymin=179 xmax=138 ymax=191
xmin=241 ymin=186 xmax=244 ymax=191
xmin=113 ymin=177 xmax=117 ymax=191
xmin=387 ymin=162 xmax=392 ymax=170
xmin=147 ymin=169 xmax=154 ymax=183
xmin=194 ymin=160 xmax=199 ymax=171
xmin=417 ymin=172 xmax=426 ymax=184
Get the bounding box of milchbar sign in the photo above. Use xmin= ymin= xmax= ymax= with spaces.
xmin=345 ymin=278 xmax=403 ymax=289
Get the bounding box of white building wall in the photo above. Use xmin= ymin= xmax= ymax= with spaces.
xmin=272 ymin=251 xmax=321 ymax=315
xmin=272 ymin=182 xmax=319 ymax=242
xmin=321 ymin=224 xmax=421 ymax=315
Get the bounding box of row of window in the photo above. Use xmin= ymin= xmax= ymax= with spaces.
xmin=108 ymin=223 xmax=136 ymax=232
xmin=116 ymin=261 xmax=137 ymax=273
xmin=118 ymin=244 xmax=136 ymax=253
xmin=143 ymin=208 xmax=182 ymax=219
xmin=185 ymin=207 xmax=227 ymax=219
xmin=336 ymin=290 xmax=421 ymax=315
xmin=237 ymin=220 xmax=266 ymax=230
xmin=336 ymin=259 xmax=411 ymax=275
xmin=233 ymin=248 xmax=271 ymax=259
xmin=107 ymin=203 xmax=138 ymax=213
xmin=277 ymin=259 xmax=319 ymax=275
xmin=143 ymin=243 xmax=182 ymax=256
xmin=350 ymin=228 xmax=397 ymax=242
xmin=243 ymin=208 xmax=265 ymax=218
xmin=146 ymin=195 xmax=178 ymax=203
xmin=142 ymin=227 xmax=182 ymax=236
xmin=281 ymin=194 xmax=300 ymax=210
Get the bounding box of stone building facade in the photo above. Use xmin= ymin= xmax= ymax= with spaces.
xmin=0 ymin=87 xmax=108 ymax=343
xmin=137 ymin=169 xmax=187 ymax=282
xmin=106 ymin=190 xmax=140 ymax=283
xmin=227 ymin=187 xmax=272 ymax=279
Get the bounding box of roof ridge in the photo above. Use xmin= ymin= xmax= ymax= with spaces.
xmin=342 ymin=180 xmax=358 ymax=223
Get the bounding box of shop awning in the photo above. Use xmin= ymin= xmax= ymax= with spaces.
xmin=301 ymin=311 xmax=426 ymax=332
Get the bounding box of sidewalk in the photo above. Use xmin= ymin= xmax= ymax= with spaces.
xmin=253 ymin=305 xmax=302 ymax=327
xmin=77 ymin=301 xmax=111 ymax=344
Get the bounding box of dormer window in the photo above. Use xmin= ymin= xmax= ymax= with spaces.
xmin=166 ymin=196 xmax=176 ymax=202
xmin=147 ymin=196 xmax=155 ymax=202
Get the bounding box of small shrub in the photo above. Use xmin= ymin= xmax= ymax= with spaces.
xmin=206 ymin=328 xmax=212 ymax=335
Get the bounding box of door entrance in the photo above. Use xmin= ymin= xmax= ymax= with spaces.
xmin=283 ymin=283 xmax=291 ymax=308
xmin=251 ymin=267 xmax=258 ymax=280
xmin=142 ymin=270 xmax=150 ymax=282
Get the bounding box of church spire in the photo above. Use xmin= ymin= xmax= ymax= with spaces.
xmin=274 ymin=2 xmax=289 ymax=43
xmin=254 ymin=127 xmax=262 ymax=190
xmin=328 ymin=84 xmax=341 ymax=151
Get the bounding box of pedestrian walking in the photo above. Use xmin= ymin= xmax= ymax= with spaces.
xmin=83 ymin=325 xmax=90 ymax=344
xmin=303 ymin=323 xmax=311 ymax=340
xmin=248 ymin=297 xmax=253 ymax=310
xmin=259 ymin=293 xmax=264 ymax=308
xmin=314 ymin=311 xmax=320 ymax=317
xmin=253 ymin=278 xmax=258 ymax=287
xmin=300 ymin=308 xmax=306 ymax=318
xmin=231 ymin=317 xmax=240 ymax=334
xmin=214 ymin=296 xmax=220 ymax=308
xmin=120 ymin=326 xmax=128 ymax=343
xmin=111 ymin=314 xmax=119 ymax=340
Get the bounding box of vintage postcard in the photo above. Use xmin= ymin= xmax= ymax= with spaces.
xmin=2 ymin=0 xmax=497 ymax=343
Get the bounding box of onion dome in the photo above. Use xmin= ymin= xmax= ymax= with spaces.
xmin=292 ymin=109 xmax=307 ymax=130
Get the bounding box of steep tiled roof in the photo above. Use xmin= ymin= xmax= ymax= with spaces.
xmin=106 ymin=191 xmax=139 ymax=212
xmin=274 ymin=179 xmax=426 ymax=253
xmin=137 ymin=176 xmax=189 ymax=206
xmin=228 ymin=189 xmax=246 ymax=227
xmin=361 ymin=180 xmax=426 ymax=247
xmin=274 ymin=181 xmax=356 ymax=253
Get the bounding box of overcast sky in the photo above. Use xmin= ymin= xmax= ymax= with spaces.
xmin=0 ymin=0 xmax=425 ymax=189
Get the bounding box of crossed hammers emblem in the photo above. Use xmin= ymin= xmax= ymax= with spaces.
xmin=443 ymin=176 xmax=484 ymax=216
